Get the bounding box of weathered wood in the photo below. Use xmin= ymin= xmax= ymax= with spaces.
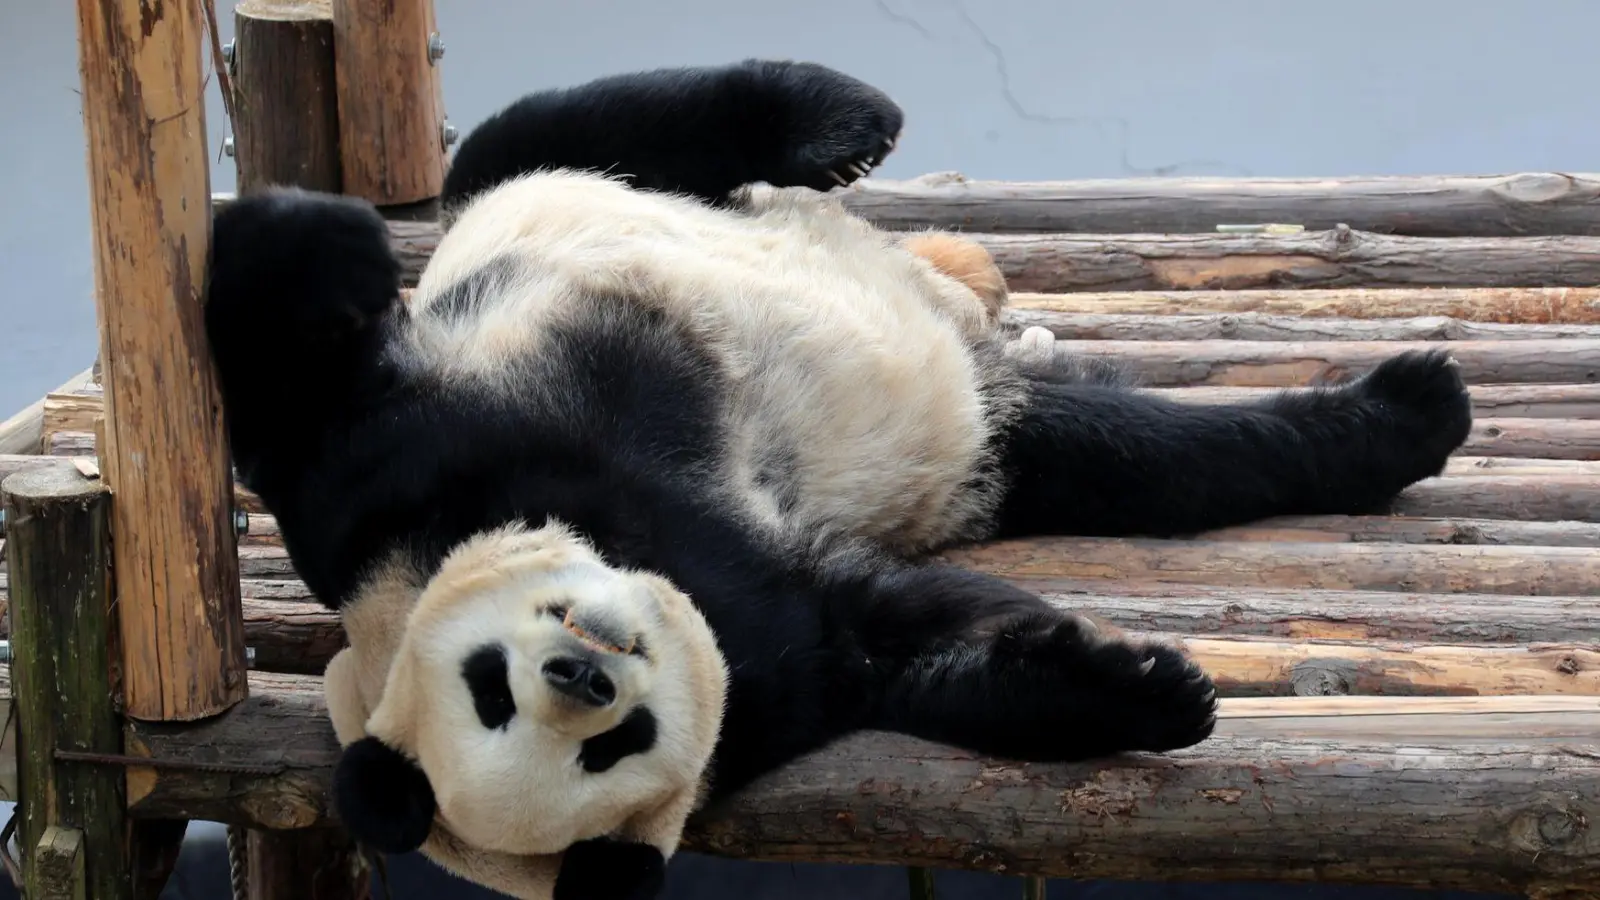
xmin=375 ymin=219 xmax=1600 ymax=293
xmin=1446 ymin=456 xmax=1600 ymax=476
xmin=232 ymin=0 xmax=341 ymax=194
xmin=1389 ymin=474 xmax=1600 ymax=521
xmin=75 ymin=0 xmax=247 ymax=720
xmin=99 ymin=672 xmax=1600 ymax=895
xmin=1010 ymin=287 xmax=1600 ymax=324
xmin=330 ymin=0 xmax=443 ymax=205
xmin=1012 ymin=310 xmax=1600 ymax=342
xmin=245 ymin=828 xmax=371 ymax=900
xmin=1462 ymin=418 xmax=1600 ymax=460
xmin=0 ymin=367 xmax=94 ymax=455
xmin=1157 ymin=384 xmax=1600 ymax=420
xmin=3 ymin=466 xmax=131 ymax=900
xmin=1195 ymin=513 xmax=1600 ymax=546
xmin=841 ymin=172 xmax=1600 ymax=237
xmin=34 ymin=826 xmax=86 ymax=900
xmin=40 ymin=390 xmax=104 ymax=444
xmin=944 ymin=537 xmax=1600 ymax=595
xmin=1039 ymin=338 xmax=1600 ymax=387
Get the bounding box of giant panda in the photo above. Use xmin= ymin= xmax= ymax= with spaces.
xmin=204 ymin=59 xmax=1474 ymax=900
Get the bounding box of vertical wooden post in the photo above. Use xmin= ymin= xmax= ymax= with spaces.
xmin=75 ymin=0 xmax=248 ymax=721
xmin=330 ymin=0 xmax=445 ymax=206
xmin=5 ymin=466 xmax=130 ymax=900
xmin=232 ymin=0 xmax=343 ymax=194
xmin=244 ymin=829 xmax=372 ymax=900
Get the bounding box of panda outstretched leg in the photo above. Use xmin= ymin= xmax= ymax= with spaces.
xmin=847 ymin=563 xmax=1218 ymax=760
xmin=441 ymin=59 xmax=904 ymax=209
xmin=990 ymin=347 xmax=1474 ymax=538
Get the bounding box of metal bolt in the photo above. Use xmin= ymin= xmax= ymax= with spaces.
xmin=234 ymin=508 xmax=250 ymax=536
xmin=223 ymin=135 xmax=235 ymax=157
xmin=442 ymin=121 xmax=459 ymax=147
xmin=0 ymin=509 xmax=6 ymax=538
xmin=246 ymin=647 xmax=256 ymax=669
xmin=427 ymin=32 xmax=445 ymax=63
xmin=0 ymin=641 xmax=10 ymax=664
xmin=222 ymin=39 xmax=237 ymax=76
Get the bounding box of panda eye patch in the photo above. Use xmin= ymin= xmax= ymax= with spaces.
xmin=461 ymin=642 xmax=516 ymax=730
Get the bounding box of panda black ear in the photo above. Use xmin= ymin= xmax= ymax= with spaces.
xmin=332 ymin=736 xmax=436 ymax=854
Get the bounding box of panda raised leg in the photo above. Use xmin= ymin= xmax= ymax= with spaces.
xmin=989 ymin=347 xmax=1474 ymax=538
xmin=440 ymin=58 xmax=904 ymax=210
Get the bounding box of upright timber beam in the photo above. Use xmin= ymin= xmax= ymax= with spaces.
xmin=231 ymin=0 xmax=343 ymax=194
xmin=330 ymin=0 xmax=446 ymax=206
xmin=5 ymin=466 xmax=131 ymax=900
xmin=75 ymin=0 xmax=247 ymax=722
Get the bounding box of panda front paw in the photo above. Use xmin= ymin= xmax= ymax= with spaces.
xmin=746 ymin=60 xmax=904 ymax=191
xmin=1342 ymin=349 xmax=1473 ymax=491
xmin=554 ymin=837 xmax=666 ymax=900
xmin=208 ymin=188 xmax=402 ymax=348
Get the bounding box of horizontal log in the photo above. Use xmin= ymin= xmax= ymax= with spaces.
xmin=944 ymin=537 xmax=1600 ymax=595
xmin=1389 ymin=474 xmax=1600 ymax=521
xmin=1044 ymin=339 xmax=1600 ymax=387
xmin=1158 ymin=384 xmax=1600 ymax=419
xmin=0 ymin=368 xmax=95 ymax=455
xmin=839 ymin=172 xmax=1600 ymax=237
xmin=1194 ymin=513 xmax=1600 ymax=546
xmin=1445 ymin=456 xmax=1600 ymax=476
xmin=366 ymin=217 xmax=1600 ymax=294
xmin=96 ymin=668 xmax=1600 ymax=894
xmin=981 ymin=229 xmax=1600 ymax=294
xmin=1011 ymin=310 xmax=1600 ymax=342
xmin=1010 ymin=287 xmax=1600 ymax=324
xmin=1462 ymin=418 xmax=1600 ymax=460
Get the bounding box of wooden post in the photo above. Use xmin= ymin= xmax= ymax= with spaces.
xmin=4 ymin=466 xmax=130 ymax=900
xmin=244 ymin=829 xmax=371 ymax=900
xmin=232 ymin=0 xmax=343 ymax=194
xmin=74 ymin=0 xmax=248 ymax=721
xmin=330 ymin=0 xmax=445 ymax=206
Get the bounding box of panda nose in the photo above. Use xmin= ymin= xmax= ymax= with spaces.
xmin=541 ymin=656 xmax=617 ymax=708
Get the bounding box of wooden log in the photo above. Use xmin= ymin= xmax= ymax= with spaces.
xmin=231 ymin=0 xmax=342 ymax=194
xmin=944 ymin=537 xmax=1600 ymax=596
xmin=1446 ymin=456 xmax=1600 ymax=476
xmin=1157 ymin=384 xmax=1600 ymax=420
xmin=1040 ymin=339 xmax=1600 ymax=387
xmin=245 ymin=828 xmax=371 ymax=900
xmin=374 ymin=219 xmax=1600 ymax=293
xmin=40 ymin=389 xmax=104 ymax=442
xmin=1390 ymin=474 xmax=1600 ymax=521
xmin=1011 ymin=310 xmax=1600 ymax=342
xmin=1010 ymin=287 xmax=1600 ymax=324
xmin=75 ymin=0 xmax=247 ymax=720
xmin=1463 ymin=418 xmax=1600 ymax=460
xmin=100 ymin=672 xmax=1600 ymax=895
xmin=3 ymin=465 xmax=131 ymax=900
xmin=330 ymin=0 xmax=443 ymax=206
xmin=840 ymin=172 xmax=1600 ymax=237
xmin=34 ymin=826 xmax=87 ymax=900
xmin=1194 ymin=513 xmax=1600 ymax=546
xmin=0 ymin=367 xmax=95 ymax=455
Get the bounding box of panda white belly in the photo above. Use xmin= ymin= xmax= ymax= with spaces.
xmin=407 ymin=171 xmax=1014 ymax=554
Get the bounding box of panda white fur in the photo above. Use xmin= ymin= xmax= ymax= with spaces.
xmin=204 ymin=60 xmax=1474 ymax=900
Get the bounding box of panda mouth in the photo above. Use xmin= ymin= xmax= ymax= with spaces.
xmin=549 ymin=604 xmax=646 ymax=658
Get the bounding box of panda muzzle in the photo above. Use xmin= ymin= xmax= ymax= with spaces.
xmin=561 ymin=607 xmax=637 ymax=657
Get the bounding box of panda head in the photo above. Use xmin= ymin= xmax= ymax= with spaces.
xmin=325 ymin=521 xmax=729 ymax=870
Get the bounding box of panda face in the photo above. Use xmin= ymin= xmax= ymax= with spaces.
xmin=353 ymin=522 xmax=729 ymax=858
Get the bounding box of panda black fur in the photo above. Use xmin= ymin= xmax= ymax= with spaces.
xmin=204 ymin=59 xmax=1474 ymax=900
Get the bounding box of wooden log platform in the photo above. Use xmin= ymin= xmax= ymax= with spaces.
xmin=7 ymin=175 xmax=1600 ymax=896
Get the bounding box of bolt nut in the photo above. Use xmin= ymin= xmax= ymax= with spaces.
xmin=246 ymin=647 xmax=257 ymax=668
xmin=223 ymin=136 xmax=235 ymax=157
xmin=442 ymin=121 xmax=459 ymax=147
xmin=0 ymin=640 xmax=10 ymax=664
xmin=0 ymin=508 xmax=6 ymax=538
xmin=234 ymin=509 xmax=250 ymax=535
xmin=428 ymin=32 xmax=445 ymax=63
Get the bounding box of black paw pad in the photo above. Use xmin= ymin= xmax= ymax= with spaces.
xmin=555 ymin=837 xmax=667 ymax=900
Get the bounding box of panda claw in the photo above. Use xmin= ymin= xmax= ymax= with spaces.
xmin=829 ymin=169 xmax=850 ymax=187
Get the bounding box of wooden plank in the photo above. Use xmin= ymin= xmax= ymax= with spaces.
xmin=330 ymin=0 xmax=443 ymax=205
xmin=1011 ymin=310 xmax=1600 ymax=342
xmin=838 ymin=172 xmax=1600 ymax=237
xmin=3 ymin=465 xmax=131 ymax=900
xmin=1192 ymin=513 xmax=1600 ymax=546
xmin=0 ymin=367 xmax=94 ymax=455
xmin=75 ymin=0 xmax=247 ymax=720
xmin=96 ymin=672 xmax=1600 ymax=895
xmin=1009 ymin=287 xmax=1600 ymax=324
xmin=244 ymin=828 xmax=370 ymax=900
xmin=945 ymin=537 xmax=1600 ymax=595
xmin=232 ymin=0 xmax=342 ymax=195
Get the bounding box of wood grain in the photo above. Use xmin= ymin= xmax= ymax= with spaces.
xmin=91 ymin=670 xmax=1600 ymax=895
xmin=1013 ymin=310 xmax=1600 ymax=342
xmin=232 ymin=0 xmax=341 ymax=194
xmin=330 ymin=0 xmax=443 ymax=205
xmin=245 ymin=828 xmax=371 ymax=900
xmin=1009 ymin=287 xmax=1600 ymax=324
xmin=1157 ymin=384 xmax=1600 ymax=419
xmin=839 ymin=171 xmax=1600 ymax=237
xmin=74 ymin=0 xmax=248 ymax=720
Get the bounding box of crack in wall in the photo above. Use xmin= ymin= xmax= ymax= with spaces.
xmin=874 ymin=0 xmax=1252 ymax=177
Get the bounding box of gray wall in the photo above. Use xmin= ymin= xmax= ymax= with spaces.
xmin=3 ymin=0 xmax=1599 ymax=413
